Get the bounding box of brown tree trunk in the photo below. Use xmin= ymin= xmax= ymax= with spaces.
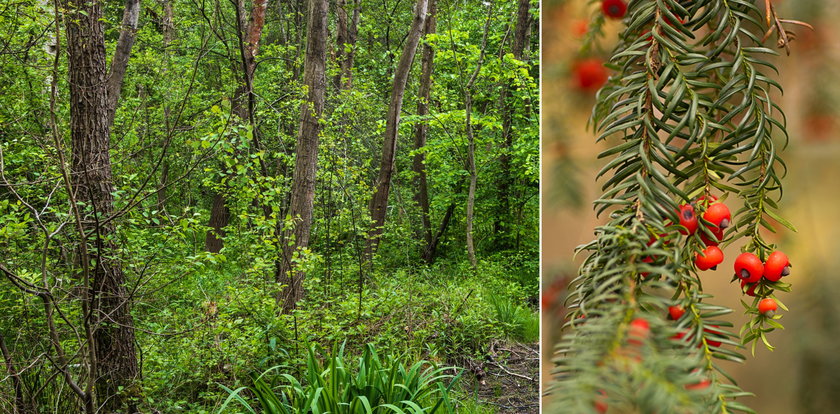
xmin=65 ymin=0 xmax=139 ymax=411
xmin=422 ymin=200 xmax=455 ymax=263
xmin=106 ymin=0 xmax=141 ymax=125
xmin=277 ymin=0 xmax=328 ymax=313
xmin=494 ymin=0 xmax=530 ymax=250
xmin=205 ymin=0 xmax=267 ymax=252
xmin=412 ymin=0 xmax=436 ymax=255
xmin=0 ymin=332 xmax=30 ymax=413
xmin=464 ymin=2 xmax=494 ymax=269
xmin=366 ymin=0 xmax=428 ymax=257
xmin=334 ymin=0 xmax=360 ymax=89
xmin=205 ymin=193 xmax=229 ymax=253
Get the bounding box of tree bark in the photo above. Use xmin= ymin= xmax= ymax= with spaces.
xmin=366 ymin=0 xmax=428 ymax=257
xmin=277 ymin=0 xmax=328 ymax=313
xmin=0 ymin=332 xmax=29 ymax=414
xmin=464 ymin=2 xmax=494 ymax=269
xmin=334 ymin=0 xmax=360 ymax=89
xmin=412 ymin=0 xmax=436 ymax=256
xmin=204 ymin=0 xmax=268 ymax=252
xmin=205 ymin=193 xmax=229 ymax=253
xmin=106 ymin=0 xmax=141 ymax=125
xmin=65 ymin=0 xmax=140 ymax=411
xmin=494 ymin=0 xmax=531 ymax=250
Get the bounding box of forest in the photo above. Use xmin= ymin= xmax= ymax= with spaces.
xmin=0 ymin=0 xmax=539 ymax=412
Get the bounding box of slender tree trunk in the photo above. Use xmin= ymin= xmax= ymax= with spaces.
xmin=464 ymin=2 xmax=494 ymax=269
xmin=205 ymin=0 xmax=267 ymax=252
xmin=106 ymin=0 xmax=141 ymax=125
xmin=422 ymin=200 xmax=455 ymax=263
xmin=335 ymin=0 xmax=360 ymax=89
xmin=366 ymin=0 xmax=428 ymax=257
xmin=412 ymin=0 xmax=436 ymax=256
xmin=0 ymin=332 xmax=29 ymax=413
xmin=494 ymin=0 xmax=530 ymax=250
xmin=65 ymin=0 xmax=139 ymax=410
xmin=277 ymin=0 xmax=328 ymax=313
xmin=205 ymin=193 xmax=229 ymax=253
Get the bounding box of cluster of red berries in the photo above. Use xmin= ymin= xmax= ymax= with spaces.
xmin=665 ymin=195 xmax=731 ymax=270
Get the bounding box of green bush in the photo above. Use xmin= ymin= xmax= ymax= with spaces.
xmin=219 ymin=343 xmax=460 ymax=413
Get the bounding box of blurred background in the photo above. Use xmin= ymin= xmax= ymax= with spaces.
xmin=540 ymin=0 xmax=840 ymax=412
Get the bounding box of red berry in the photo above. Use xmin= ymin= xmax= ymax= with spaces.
xmin=628 ymin=317 xmax=650 ymax=345
xmin=601 ymin=0 xmax=627 ymax=19
xmin=572 ymin=58 xmax=608 ymax=91
xmin=640 ymin=255 xmax=654 ymax=278
xmin=572 ymin=19 xmax=589 ymax=38
xmin=678 ymin=204 xmax=698 ymax=235
xmin=734 ymin=252 xmax=763 ymax=283
xmin=763 ymin=251 xmax=791 ymax=282
xmin=703 ymin=202 xmax=732 ymax=230
xmin=699 ymin=225 xmax=724 ymax=246
xmin=595 ymin=390 xmax=608 ymax=413
xmin=740 ymin=280 xmax=758 ymax=297
xmin=695 ymin=246 xmax=724 ymax=271
xmin=758 ymin=298 xmax=778 ymax=316
xmin=704 ymin=326 xmax=722 ymax=348
xmin=668 ymin=305 xmax=685 ymax=320
xmin=685 ymin=379 xmax=711 ymax=391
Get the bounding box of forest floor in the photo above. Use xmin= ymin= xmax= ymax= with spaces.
xmin=458 ymin=341 xmax=540 ymax=413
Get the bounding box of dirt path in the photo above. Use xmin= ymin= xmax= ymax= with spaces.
xmin=459 ymin=341 xmax=540 ymax=413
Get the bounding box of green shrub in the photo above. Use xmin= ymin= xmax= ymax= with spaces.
xmin=218 ymin=343 xmax=460 ymax=413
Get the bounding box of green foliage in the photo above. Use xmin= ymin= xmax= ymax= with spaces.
xmin=218 ymin=343 xmax=459 ymax=414
xmin=549 ymin=0 xmax=801 ymax=412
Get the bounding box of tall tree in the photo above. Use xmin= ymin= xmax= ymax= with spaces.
xmin=412 ymin=0 xmax=436 ymax=261
xmin=494 ymin=0 xmax=531 ymax=250
xmin=464 ymin=2 xmax=494 ymax=269
xmin=205 ymin=0 xmax=268 ymax=253
xmin=335 ymin=0 xmax=361 ymax=89
xmin=64 ymin=0 xmax=139 ymax=411
xmin=277 ymin=0 xmax=328 ymax=313
xmin=366 ymin=0 xmax=428 ymax=257
xmin=106 ymin=0 xmax=141 ymax=125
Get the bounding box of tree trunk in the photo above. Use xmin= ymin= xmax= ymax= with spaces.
xmin=334 ymin=0 xmax=360 ymax=89
xmin=494 ymin=0 xmax=530 ymax=250
xmin=412 ymin=0 xmax=436 ymax=255
xmin=106 ymin=0 xmax=141 ymax=125
xmin=0 ymin=332 xmax=30 ymax=414
xmin=277 ymin=0 xmax=328 ymax=313
xmin=205 ymin=193 xmax=229 ymax=253
xmin=65 ymin=0 xmax=139 ymax=411
xmin=366 ymin=0 xmax=428 ymax=257
xmin=205 ymin=0 xmax=267 ymax=252
xmin=422 ymin=200 xmax=455 ymax=264
xmin=464 ymin=2 xmax=494 ymax=269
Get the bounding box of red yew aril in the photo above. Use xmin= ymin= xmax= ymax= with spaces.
xmin=627 ymin=317 xmax=651 ymax=345
xmin=601 ymin=0 xmax=627 ymax=19
xmin=685 ymin=379 xmax=711 ymax=391
xmin=704 ymin=326 xmax=723 ymax=348
xmin=700 ymin=226 xmax=724 ymax=246
xmin=595 ymin=390 xmax=608 ymax=413
xmin=734 ymin=252 xmax=764 ymax=283
xmin=695 ymin=246 xmax=723 ymax=271
xmin=668 ymin=305 xmax=685 ymax=320
xmin=758 ymin=298 xmax=778 ymax=316
xmin=678 ymin=204 xmax=698 ymax=235
xmin=573 ymin=59 xmax=608 ymax=91
xmin=740 ymin=280 xmax=758 ymax=297
xmin=703 ymin=202 xmax=732 ymax=230
xmin=572 ymin=19 xmax=589 ymax=38
xmin=763 ymin=251 xmax=791 ymax=282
